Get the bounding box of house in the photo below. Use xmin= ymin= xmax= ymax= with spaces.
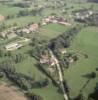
xmin=0 ymin=15 xmax=5 ymax=22
xmin=29 ymin=23 xmax=39 ymax=32
xmin=0 ymin=31 xmax=7 ymax=38
xmin=49 ymin=58 xmax=57 ymax=66
xmin=22 ymin=28 xmax=30 ymax=34
xmin=40 ymin=54 xmax=57 ymax=66
xmin=40 ymin=54 xmax=50 ymax=64
xmin=21 ymin=23 xmax=39 ymax=34
xmin=0 ymin=26 xmax=18 ymax=39
xmin=0 ymin=31 xmax=17 ymax=39
xmin=6 ymin=32 xmax=17 ymax=39
xmin=59 ymin=48 xmax=67 ymax=54
xmin=69 ymin=57 xmax=74 ymax=63
xmin=5 ymin=43 xmax=23 ymax=51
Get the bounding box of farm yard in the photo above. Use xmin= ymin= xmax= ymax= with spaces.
xmin=0 ymin=0 xmax=98 ymax=100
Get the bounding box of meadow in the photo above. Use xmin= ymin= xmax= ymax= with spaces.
xmin=39 ymin=24 xmax=71 ymax=40
xmin=64 ymin=26 xmax=98 ymax=98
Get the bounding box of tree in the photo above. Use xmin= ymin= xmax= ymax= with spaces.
xmin=0 ymin=49 xmax=5 ymax=57
xmin=14 ymin=53 xmax=25 ymax=63
xmin=90 ymin=72 xmax=96 ymax=79
xmin=80 ymin=72 xmax=96 ymax=93
xmin=26 ymin=92 xmax=43 ymax=100
xmin=88 ymin=83 xmax=98 ymax=100
xmin=74 ymin=93 xmax=85 ymax=100
xmin=7 ymin=51 xmax=13 ymax=57
xmin=0 ymin=71 xmax=4 ymax=78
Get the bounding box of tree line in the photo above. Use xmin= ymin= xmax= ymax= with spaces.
xmin=48 ymin=26 xmax=82 ymax=52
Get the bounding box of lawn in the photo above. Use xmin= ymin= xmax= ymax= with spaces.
xmin=64 ymin=26 xmax=98 ymax=98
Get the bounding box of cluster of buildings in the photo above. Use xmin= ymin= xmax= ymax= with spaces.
xmin=0 ymin=30 xmax=17 ymax=39
xmin=40 ymin=54 xmax=57 ymax=66
xmin=42 ymin=16 xmax=71 ymax=26
xmin=40 ymin=53 xmax=58 ymax=74
xmin=40 ymin=48 xmax=67 ymax=66
xmin=0 ymin=23 xmax=39 ymax=39
xmin=73 ymin=10 xmax=94 ymax=21
xmin=0 ymin=27 xmax=18 ymax=39
xmin=22 ymin=23 xmax=39 ymax=34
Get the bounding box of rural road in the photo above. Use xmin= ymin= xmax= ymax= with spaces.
xmin=49 ymin=50 xmax=69 ymax=100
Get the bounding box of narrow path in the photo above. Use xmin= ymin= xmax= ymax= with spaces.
xmin=49 ymin=50 xmax=69 ymax=100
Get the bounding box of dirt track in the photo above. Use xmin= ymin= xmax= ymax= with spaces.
xmin=0 ymin=85 xmax=28 ymax=100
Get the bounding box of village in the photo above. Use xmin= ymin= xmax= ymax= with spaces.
xmin=0 ymin=9 xmax=97 ymax=52
xmin=0 ymin=0 xmax=98 ymax=100
xmin=0 ymin=14 xmax=72 ymax=51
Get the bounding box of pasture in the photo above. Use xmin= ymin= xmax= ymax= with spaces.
xmin=64 ymin=26 xmax=98 ymax=98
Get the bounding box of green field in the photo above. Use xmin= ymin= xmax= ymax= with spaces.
xmin=64 ymin=26 xmax=98 ymax=98
xmin=13 ymin=46 xmax=64 ymax=100
xmin=32 ymin=83 xmax=63 ymax=100
xmin=5 ymin=16 xmax=42 ymax=27
xmin=0 ymin=4 xmax=22 ymax=16
xmin=39 ymin=24 xmax=71 ymax=40
xmin=15 ymin=56 xmax=64 ymax=100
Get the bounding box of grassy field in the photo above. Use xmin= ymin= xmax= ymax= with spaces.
xmin=5 ymin=16 xmax=42 ymax=27
xmin=15 ymin=54 xmax=64 ymax=100
xmin=15 ymin=56 xmax=45 ymax=81
xmin=32 ymin=83 xmax=63 ymax=100
xmin=16 ymin=57 xmax=63 ymax=100
xmin=39 ymin=24 xmax=71 ymax=40
xmin=0 ymin=4 xmax=22 ymax=16
xmin=64 ymin=26 xmax=98 ymax=98
xmin=12 ymin=43 xmax=64 ymax=100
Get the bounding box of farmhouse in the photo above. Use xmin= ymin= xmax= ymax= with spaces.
xmin=5 ymin=43 xmax=23 ymax=51
xmin=29 ymin=23 xmax=39 ymax=32
xmin=6 ymin=32 xmax=17 ymax=39
xmin=40 ymin=54 xmax=57 ymax=66
xmin=0 ymin=27 xmax=18 ymax=39
xmin=0 ymin=31 xmax=17 ymax=39
xmin=40 ymin=54 xmax=50 ymax=64
xmin=21 ymin=23 xmax=39 ymax=34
